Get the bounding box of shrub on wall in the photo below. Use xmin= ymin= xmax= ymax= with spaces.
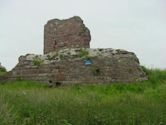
xmin=79 ymin=49 xmax=89 ymax=59
xmin=33 ymin=56 xmax=43 ymax=67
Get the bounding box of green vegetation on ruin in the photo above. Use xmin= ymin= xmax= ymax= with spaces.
xmin=0 ymin=68 xmax=166 ymax=125
xmin=32 ymin=56 xmax=43 ymax=67
xmin=79 ymin=49 xmax=90 ymax=59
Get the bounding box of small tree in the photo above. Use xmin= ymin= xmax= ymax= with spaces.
xmin=0 ymin=65 xmax=7 ymax=76
xmin=0 ymin=66 xmax=6 ymax=72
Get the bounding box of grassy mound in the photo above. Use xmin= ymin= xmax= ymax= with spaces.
xmin=0 ymin=68 xmax=166 ymax=125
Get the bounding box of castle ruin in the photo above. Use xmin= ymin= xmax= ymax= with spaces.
xmin=6 ymin=16 xmax=147 ymax=85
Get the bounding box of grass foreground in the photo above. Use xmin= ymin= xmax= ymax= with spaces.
xmin=0 ymin=68 xmax=166 ymax=125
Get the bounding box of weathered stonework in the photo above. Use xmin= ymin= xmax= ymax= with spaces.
xmin=5 ymin=16 xmax=147 ymax=85
xmin=44 ymin=16 xmax=91 ymax=54
xmin=7 ymin=48 xmax=147 ymax=85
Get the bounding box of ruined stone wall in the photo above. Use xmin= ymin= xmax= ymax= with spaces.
xmin=44 ymin=16 xmax=91 ymax=54
xmin=4 ymin=17 xmax=147 ymax=85
xmin=7 ymin=49 xmax=147 ymax=85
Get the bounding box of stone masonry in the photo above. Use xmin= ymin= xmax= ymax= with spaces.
xmin=6 ymin=16 xmax=147 ymax=85
xmin=44 ymin=16 xmax=91 ymax=54
xmin=7 ymin=48 xmax=147 ymax=85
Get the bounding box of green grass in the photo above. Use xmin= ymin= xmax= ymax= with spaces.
xmin=0 ymin=71 xmax=6 ymax=76
xmin=0 ymin=68 xmax=166 ymax=125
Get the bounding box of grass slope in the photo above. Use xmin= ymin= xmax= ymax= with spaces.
xmin=0 ymin=68 xmax=166 ymax=125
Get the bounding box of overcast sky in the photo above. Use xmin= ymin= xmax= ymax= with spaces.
xmin=0 ymin=0 xmax=166 ymax=70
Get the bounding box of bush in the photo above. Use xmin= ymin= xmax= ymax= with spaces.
xmin=79 ymin=49 xmax=89 ymax=59
xmin=141 ymin=66 xmax=166 ymax=84
xmin=0 ymin=67 xmax=6 ymax=72
xmin=33 ymin=56 xmax=43 ymax=67
xmin=0 ymin=67 xmax=7 ymax=76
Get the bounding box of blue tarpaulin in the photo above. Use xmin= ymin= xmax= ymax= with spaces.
xmin=84 ymin=59 xmax=92 ymax=65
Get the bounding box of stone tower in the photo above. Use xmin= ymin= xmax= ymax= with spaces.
xmin=44 ymin=16 xmax=91 ymax=54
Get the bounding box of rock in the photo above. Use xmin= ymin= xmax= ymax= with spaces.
xmin=44 ymin=16 xmax=91 ymax=54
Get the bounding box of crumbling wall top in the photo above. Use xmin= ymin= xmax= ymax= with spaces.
xmin=44 ymin=16 xmax=91 ymax=54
